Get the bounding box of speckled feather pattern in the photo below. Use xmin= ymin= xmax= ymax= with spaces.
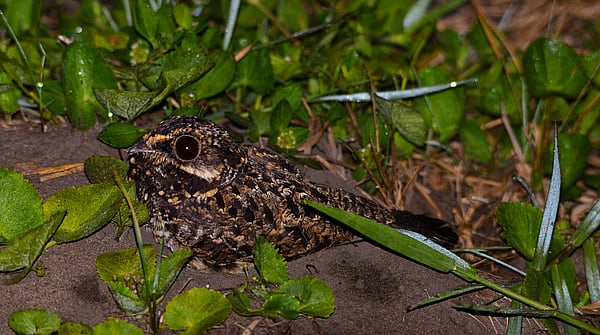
xmin=127 ymin=116 xmax=457 ymax=272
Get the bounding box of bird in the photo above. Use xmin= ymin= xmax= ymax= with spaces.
xmin=127 ymin=115 xmax=457 ymax=272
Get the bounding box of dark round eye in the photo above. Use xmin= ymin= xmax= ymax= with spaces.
xmin=174 ymin=135 xmax=200 ymax=160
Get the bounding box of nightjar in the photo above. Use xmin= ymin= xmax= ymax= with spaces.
xmin=127 ymin=116 xmax=457 ymax=272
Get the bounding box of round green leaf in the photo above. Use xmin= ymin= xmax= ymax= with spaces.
xmin=179 ymin=51 xmax=235 ymax=102
xmin=459 ymin=119 xmax=492 ymax=164
xmin=543 ymin=133 xmax=592 ymax=189
xmin=523 ymin=37 xmax=587 ymax=99
xmin=496 ymin=202 xmax=542 ymax=261
xmin=276 ymin=275 xmax=336 ymax=318
xmin=92 ymin=319 xmax=143 ymax=335
xmin=235 ymin=48 xmax=274 ymax=94
xmin=0 ymin=72 xmax=20 ymax=114
xmin=97 ymin=123 xmax=147 ymax=149
xmin=59 ymin=322 xmax=92 ymax=335
xmin=164 ymin=287 xmax=231 ymax=333
xmin=0 ymin=168 xmax=43 ymax=242
xmin=8 ymin=309 xmax=61 ymax=335
xmin=415 ymin=67 xmax=465 ymax=142
xmin=43 ymin=183 xmax=123 ymax=243
xmin=84 ymin=156 xmax=129 ymax=184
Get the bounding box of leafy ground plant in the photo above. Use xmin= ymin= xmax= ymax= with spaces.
xmin=307 ymin=129 xmax=600 ymax=335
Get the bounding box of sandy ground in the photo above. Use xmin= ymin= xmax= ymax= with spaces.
xmin=0 ymin=120 xmax=542 ymax=334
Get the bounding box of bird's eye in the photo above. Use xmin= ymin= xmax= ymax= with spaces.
xmin=174 ymin=135 xmax=200 ymax=160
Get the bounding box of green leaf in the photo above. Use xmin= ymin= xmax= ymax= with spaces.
xmin=0 ymin=72 xmax=20 ymax=114
xmin=0 ymin=211 xmax=64 ymax=283
xmin=133 ymin=0 xmax=158 ymax=47
xmin=173 ymin=3 xmax=192 ymax=29
xmin=179 ymin=51 xmax=235 ymax=101
xmin=0 ymin=168 xmax=43 ymax=241
xmin=276 ymin=275 xmax=335 ymax=318
xmin=58 ymin=322 xmax=92 ymax=335
xmin=4 ymin=0 xmax=41 ymax=37
xmin=522 ymin=37 xmax=587 ymax=99
xmin=304 ymin=201 xmax=474 ymax=276
xmin=272 ymin=83 xmax=303 ymax=113
xmin=582 ymin=50 xmax=600 ymax=87
xmin=571 ymin=199 xmax=600 ymax=249
xmin=253 ymin=236 xmax=289 ymax=286
xmin=92 ymin=319 xmax=144 ymax=335
xmin=496 ymin=202 xmax=542 ymax=261
xmin=8 ymin=309 xmax=61 ymax=335
xmin=583 ymin=237 xmax=600 ymax=302
xmin=377 ymin=97 xmax=426 ymax=146
xmin=227 ymin=287 xmax=254 ymax=316
xmin=105 ymin=281 xmax=147 ymax=314
xmin=543 ymin=133 xmax=591 ymax=190
xmin=522 ymin=269 xmax=552 ymax=304
xmin=44 ymin=184 xmax=122 ymax=244
xmin=96 ymin=245 xmax=156 ymax=284
xmin=261 ymin=293 xmax=300 ymax=319
xmin=63 ymin=41 xmax=117 ymax=129
xmin=153 ymin=248 xmax=193 ymax=300
xmin=270 ymin=100 xmax=293 ymax=132
xmin=164 ymin=288 xmax=232 ymax=334
xmin=92 ymin=88 xmax=158 ymax=121
xmin=97 ymin=123 xmax=147 ymax=149
xmin=459 ymin=119 xmax=492 ymax=164
xmin=235 ymin=47 xmax=274 ymax=94
xmin=415 ymin=67 xmax=465 ymax=142
xmin=84 ymin=156 xmax=129 ymax=185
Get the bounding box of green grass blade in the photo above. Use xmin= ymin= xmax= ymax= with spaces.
xmin=583 ymin=238 xmax=600 ymax=302
xmin=533 ymin=125 xmax=561 ymax=270
xmin=570 ymin=198 xmax=600 ymax=248
xmin=304 ymin=200 xmax=475 ymax=275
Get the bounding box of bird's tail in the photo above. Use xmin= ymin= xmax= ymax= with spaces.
xmin=390 ymin=210 xmax=458 ymax=248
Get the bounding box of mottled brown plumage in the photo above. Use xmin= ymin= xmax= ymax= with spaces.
xmin=127 ymin=116 xmax=457 ymax=272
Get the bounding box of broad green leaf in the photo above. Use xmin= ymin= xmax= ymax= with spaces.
xmin=164 ymin=288 xmax=231 ymax=334
xmin=0 ymin=72 xmax=20 ymax=113
xmin=376 ymin=96 xmax=426 ymax=146
xmin=478 ymin=65 xmax=522 ymax=124
xmin=0 ymin=168 xmax=43 ymax=241
xmin=92 ymin=88 xmax=158 ymax=121
xmin=276 ymin=275 xmax=335 ymax=318
xmin=179 ymin=51 xmax=235 ymax=102
xmin=96 ymin=245 xmax=156 ymax=284
xmin=304 ymin=201 xmax=474 ymax=276
xmin=44 ymin=184 xmax=123 ymax=243
xmin=523 ymin=38 xmax=587 ymax=99
xmin=270 ymin=100 xmax=293 ymax=132
xmin=261 ymin=294 xmax=300 ymax=319
xmin=4 ymin=0 xmax=41 ymax=37
xmin=582 ymin=50 xmax=600 ymax=87
xmin=253 ymin=236 xmax=289 ymax=286
xmin=59 ymin=322 xmax=92 ymax=334
xmin=235 ymin=47 xmax=274 ymax=94
xmin=133 ymin=0 xmax=158 ymax=47
xmin=97 ymin=123 xmax=147 ymax=149
xmin=152 ymin=248 xmax=193 ymax=300
xmin=8 ymin=309 xmax=61 ymax=335
xmin=415 ymin=67 xmax=465 ymax=142
xmin=272 ymin=83 xmax=303 ymax=114
xmin=63 ymin=41 xmax=117 ymax=129
xmin=105 ymin=281 xmax=147 ymax=314
xmin=173 ymin=3 xmax=192 ymax=29
xmin=459 ymin=119 xmax=492 ymax=164
xmin=92 ymin=319 xmax=144 ymax=335
xmin=139 ymin=48 xmax=213 ymax=89
xmin=227 ymin=287 xmax=254 ymax=316
xmin=0 ymin=211 xmax=64 ymax=283
xmin=543 ymin=133 xmax=591 ymax=190
xmin=41 ymin=80 xmax=66 ymax=116
xmin=277 ymin=0 xmax=308 ymax=31
xmin=496 ymin=202 xmax=542 ymax=261
xmin=522 ymin=269 xmax=552 ymax=305
xmin=84 ymin=156 xmax=129 ymax=185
